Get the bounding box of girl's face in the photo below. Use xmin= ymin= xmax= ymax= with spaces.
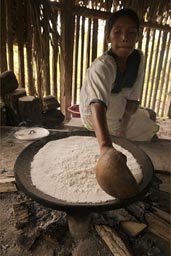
xmin=108 ymin=15 xmax=138 ymax=58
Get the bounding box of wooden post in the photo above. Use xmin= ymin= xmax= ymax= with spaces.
xmin=60 ymin=0 xmax=75 ymax=118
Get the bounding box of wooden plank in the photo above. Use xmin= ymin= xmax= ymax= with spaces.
xmin=145 ymin=212 xmax=170 ymax=242
xmin=0 ymin=175 xmax=17 ymax=193
xmin=95 ymin=224 xmax=132 ymax=256
xmin=121 ymin=221 xmax=147 ymax=237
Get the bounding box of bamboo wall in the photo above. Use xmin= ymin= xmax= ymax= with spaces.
xmin=1 ymin=0 xmax=171 ymax=117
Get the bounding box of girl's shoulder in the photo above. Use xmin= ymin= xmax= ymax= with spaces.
xmin=90 ymin=52 xmax=116 ymax=69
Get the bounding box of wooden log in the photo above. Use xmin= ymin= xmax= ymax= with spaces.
xmin=17 ymin=229 xmax=41 ymax=250
xmin=126 ymin=201 xmax=146 ymax=221
xmin=120 ymin=221 xmax=147 ymax=237
xmin=152 ymin=207 xmax=171 ymax=224
xmin=43 ymin=95 xmax=60 ymax=111
xmin=18 ymin=96 xmax=42 ymax=126
xmin=13 ymin=202 xmax=30 ymax=229
xmin=0 ymin=174 xmax=17 ymax=193
xmin=2 ymin=88 xmax=26 ymax=125
xmin=0 ymin=70 xmax=18 ymax=95
xmin=145 ymin=212 xmax=170 ymax=242
xmin=156 ymin=173 xmax=170 ymax=193
xmin=95 ymin=224 xmax=132 ymax=256
xmin=42 ymin=109 xmax=65 ymax=128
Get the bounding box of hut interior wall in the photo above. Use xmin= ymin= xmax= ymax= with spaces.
xmin=1 ymin=0 xmax=171 ymax=118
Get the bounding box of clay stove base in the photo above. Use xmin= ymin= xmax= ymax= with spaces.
xmin=67 ymin=212 xmax=92 ymax=239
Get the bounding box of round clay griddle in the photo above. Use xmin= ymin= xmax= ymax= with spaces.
xmin=14 ymin=130 xmax=154 ymax=213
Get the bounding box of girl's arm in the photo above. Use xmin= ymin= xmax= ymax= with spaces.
xmin=90 ymin=102 xmax=115 ymax=154
xmin=119 ymin=100 xmax=139 ymax=137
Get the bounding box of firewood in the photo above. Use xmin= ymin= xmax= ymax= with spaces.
xmin=95 ymin=224 xmax=132 ymax=256
xmin=145 ymin=212 xmax=170 ymax=242
xmin=17 ymin=229 xmax=41 ymax=250
xmin=126 ymin=201 xmax=145 ymax=221
xmin=18 ymin=96 xmax=42 ymax=126
xmin=0 ymin=175 xmax=17 ymax=192
xmin=13 ymin=203 xmax=29 ymax=229
xmin=152 ymin=207 xmax=171 ymax=224
xmin=120 ymin=221 xmax=147 ymax=237
xmin=43 ymin=95 xmax=60 ymax=110
xmin=2 ymin=88 xmax=26 ymax=125
xmin=156 ymin=173 xmax=170 ymax=193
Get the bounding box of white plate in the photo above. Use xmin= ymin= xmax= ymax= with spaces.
xmin=15 ymin=127 xmax=50 ymax=141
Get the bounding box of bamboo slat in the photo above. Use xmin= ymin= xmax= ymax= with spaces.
xmin=91 ymin=19 xmax=98 ymax=61
xmin=145 ymin=29 xmax=156 ymax=107
xmin=16 ymin=0 xmax=25 ymax=88
xmin=0 ymin=0 xmax=8 ymax=72
xmin=73 ymin=15 xmax=80 ymax=103
xmin=80 ymin=16 xmax=85 ymax=89
xmin=86 ymin=18 xmax=92 ymax=69
xmin=141 ymin=28 xmax=150 ymax=107
xmin=152 ymin=31 xmax=167 ymax=110
xmin=6 ymin=0 xmax=14 ymax=71
xmin=51 ymin=11 xmax=59 ymax=98
xmin=60 ymin=0 xmax=75 ymax=116
xmin=156 ymin=32 xmax=170 ymax=114
xmin=103 ymin=21 xmax=108 ymax=52
xmin=25 ymin=2 xmax=35 ymax=96
xmin=146 ymin=30 xmax=162 ymax=108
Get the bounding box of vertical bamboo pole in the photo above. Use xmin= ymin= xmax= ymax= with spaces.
xmin=6 ymin=0 xmax=14 ymax=71
xmin=161 ymin=33 xmax=171 ymax=116
xmin=73 ymin=15 xmax=80 ymax=103
xmin=147 ymin=30 xmax=162 ymax=109
xmin=80 ymin=16 xmax=85 ymax=89
xmin=60 ymin=0 xmax=75 ymax=118
xmin=43 ymin=38 xmax=50 ymax=96
xmin=52 ymin=11 xmax=59 ymax=98
xmin=91 ymin=18 xmax=98 ymax=61
xmin=25 ymin=1 xmax=35 ymax=96
xmin=0 ymin=0 xmax=7 ymax=72
xmin=141 ymin=28 xmax=150 ymax=107
xmin=86 ymin=18 xmax=92 ymax=69
xmin=103 ymin=21 xmax=108 ymax=52
xmin=153 ymin=31 xmax=167 ymax=112
xmin=16 ymin=0 xmax=25 ymax=88
xmin=152 ymin=31 xmax=167 ymax=110
xmin=145 ymin=29 xmax=156 ymax=107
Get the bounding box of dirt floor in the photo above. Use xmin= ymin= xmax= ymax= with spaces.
xmin=0 ymin=118 xmax=171 ymax=256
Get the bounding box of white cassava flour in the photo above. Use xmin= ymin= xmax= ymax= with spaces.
xmin=31 ymin=136 xmax=143 ymax=203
